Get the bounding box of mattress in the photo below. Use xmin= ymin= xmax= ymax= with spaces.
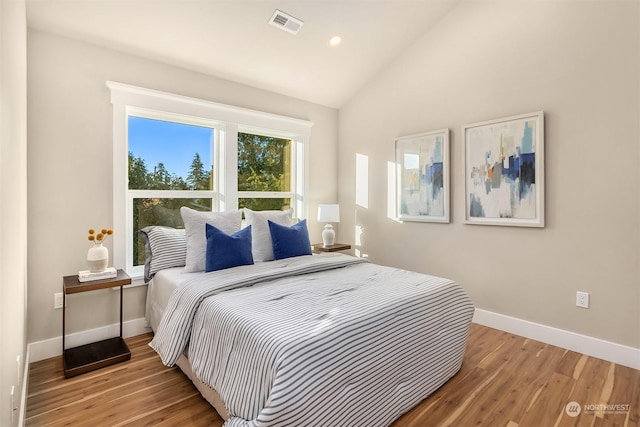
xmin=145 ymin=267 xmax=202 ymax=332
xmin=147 ymin=253 xmax=474 ymax=427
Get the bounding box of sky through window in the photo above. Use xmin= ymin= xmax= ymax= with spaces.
xmin=128 ymin=116 xmax=213 ymax=179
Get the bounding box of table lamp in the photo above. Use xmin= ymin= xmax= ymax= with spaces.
xmin=317 ymin=204 xmax=340 ymax=246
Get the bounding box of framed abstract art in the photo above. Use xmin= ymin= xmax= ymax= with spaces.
xmin=463 ymin=111 xmax=544 ymax=227
xmin=395 ymin=129 xmax=450 ymax=223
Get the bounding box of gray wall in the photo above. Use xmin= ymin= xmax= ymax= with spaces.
xmin=338 ymin=1 xmax=640 ymax=348
xmin=1 ymin=1 xmax=28 ymax=425
xmin=27 ymin=30 xmax=339 ymax=343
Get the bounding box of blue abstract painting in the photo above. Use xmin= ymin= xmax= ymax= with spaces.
xmin=464 ymin=112 xmax=544 ymax=227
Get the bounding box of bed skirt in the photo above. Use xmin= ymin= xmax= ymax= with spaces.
xmin=176 ymin=353 xmax=230 ymax=421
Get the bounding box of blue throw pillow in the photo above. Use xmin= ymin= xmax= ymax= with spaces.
xmin=205 ymin=224 xmax=254 ymax=272
xmin=268 ymin=219 xmax=312 ymax=260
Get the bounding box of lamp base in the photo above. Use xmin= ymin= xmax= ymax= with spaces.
xmin=321 ymin=224 xmax=335 ymax=247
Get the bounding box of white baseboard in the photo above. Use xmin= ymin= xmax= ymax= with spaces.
xmin=18 ymin=345 xmax=29 ymax=427
xmin=473 ymin=308 xmax=640 ymax=370
xmin=28 ymin=317 xmax=152 ymax=363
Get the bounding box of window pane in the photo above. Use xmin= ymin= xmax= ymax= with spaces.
xmin=239 ymin=198 xmax=291 ymax=211
xmin=238 ymin=132 xmax=291 ymax=192
xmin=128 ymin=116 xmax=214 ymax=190
xmin=132 ymin=198 xmax=212 ymax=266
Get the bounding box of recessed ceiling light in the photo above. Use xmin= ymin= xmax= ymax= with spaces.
xmin=329 ymin=36 xmax=342 ymax=47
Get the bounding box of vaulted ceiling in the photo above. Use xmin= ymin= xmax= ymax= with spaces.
xmin=26 ymin=1 xmax=458 ymax=108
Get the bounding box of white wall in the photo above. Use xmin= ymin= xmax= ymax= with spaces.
xmin=0 ymin=0 xmax=28 ymax=425
xmin=338 ymin=1 xmax=640 ymax=348
xmin=27 ymin=30 xmax=338 ymax=346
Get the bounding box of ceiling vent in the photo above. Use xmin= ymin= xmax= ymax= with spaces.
xmin=268 ymin=9 xmax=304 ymax=35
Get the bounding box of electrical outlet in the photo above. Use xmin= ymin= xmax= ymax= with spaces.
xmin=576 ymin=291 xmax=589 ymax=308
xmin=54 ymin=292 xmax=64 ymax=309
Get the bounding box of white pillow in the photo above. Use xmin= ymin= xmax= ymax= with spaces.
xmin=243 ymin=208 xmax=293 ymax=262
xmin=181 ymin=207 xmax=243 ymax=273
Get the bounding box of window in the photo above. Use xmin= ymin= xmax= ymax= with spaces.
xmin=238 ymin=130 xmax=294 ymax=211
xmin=127 ymin=113 xmax=217 ymax=268
xmin=108 ymin=82 xmax=313 ymax=278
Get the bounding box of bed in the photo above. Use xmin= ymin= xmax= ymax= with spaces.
xmin=143 ymin=208 xmax=475 ymax=427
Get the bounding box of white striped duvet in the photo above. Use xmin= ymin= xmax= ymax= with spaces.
xmin=150 ymin=253 xmax=474 ymax=427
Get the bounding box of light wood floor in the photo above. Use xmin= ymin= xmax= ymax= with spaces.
xmin=27 ymin=324 xmax=639 ymax=427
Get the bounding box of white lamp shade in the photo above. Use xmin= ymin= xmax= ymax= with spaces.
xmin=317 ymin=204 xmax=340 ymax=223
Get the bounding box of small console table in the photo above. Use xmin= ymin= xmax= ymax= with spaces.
xmin=62 ymin=269 xmax=131 ymax=378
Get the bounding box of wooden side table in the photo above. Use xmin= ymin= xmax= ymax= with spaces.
xmin=62 ymin=269 xmax=131 ymax=378
xmin=311 ymin=243 xmax=352 ymax=253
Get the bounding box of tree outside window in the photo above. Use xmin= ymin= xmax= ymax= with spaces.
xmin=238 ymin=132 xmax=292 ymax=211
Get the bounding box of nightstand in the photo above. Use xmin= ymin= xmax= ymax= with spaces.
xmin=311 ymin=243 xmax=352 ymax=253
xmin=62 ymin=269 xmax=131 ymax=378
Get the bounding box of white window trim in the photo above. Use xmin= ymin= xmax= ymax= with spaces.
xmin=107 ymin=81 xmax=313 ymax=278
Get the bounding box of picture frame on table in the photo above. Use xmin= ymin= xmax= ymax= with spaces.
xmin=463 ymin=111 xmax=544 ymax=227
xmin=395 ymin=129 xmax=450 ymax=223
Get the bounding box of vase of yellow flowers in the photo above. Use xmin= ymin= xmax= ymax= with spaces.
xmin=87 ymin=228 xmax=113 ymax=273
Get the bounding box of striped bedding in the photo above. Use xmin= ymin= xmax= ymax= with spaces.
xmin=150 ymin=253 xmax=474 ymax=427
